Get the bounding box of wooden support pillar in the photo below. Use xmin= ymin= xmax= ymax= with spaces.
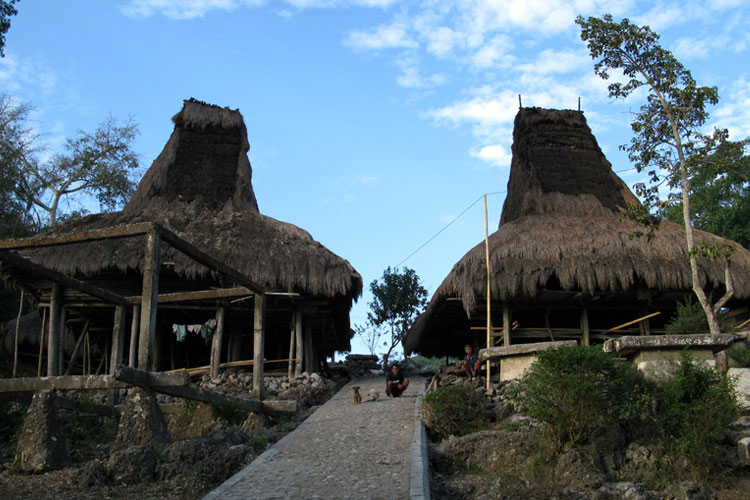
xmin=639 ymin=302 xmax=651 ymax=336
xmin=502 ymin=303 xmax=511 ymax=347
xmin=210 ymin=306 xmax=226 ymax=379
xmin=294 ymin=301 xmax=303 ymax=378
xmin=109 ymin=306 xmax=127 ymax=375
xmin=138 ymin=230 xmax=160 ymax=371
xmin=581 ymin=306 xmax=590 ymax=346
xmin=252 ymin=294 xmax=265 ymax=399
xmin=287 ymin=311 xmax=296 ymax=379
xmin=58 ymin=307 xmax=66 ymax=375
xmin=48 ymin=283 xmax=63 ymax=376
xmin=128 ymin=305 xmax=140 ymax=368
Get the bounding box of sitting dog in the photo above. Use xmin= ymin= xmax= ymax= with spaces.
xmin=352 ymin=386 xmax=362 ymax=404
xmin=368 ymin=389 xmax=379 ymax=401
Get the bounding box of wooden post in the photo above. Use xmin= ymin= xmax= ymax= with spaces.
xmin=639 ymin=303 xmax=651 ymax=336
xmin=581 ymin=306 xmax=590 ymax=346
xmin=58 ymin=306 xmax=66 ymax=375
xmin=502 ymin=304 xmax=511 ymax=347
xmin=109 ymin=306 xmax=127 ymax=375
xmin=483 ymin=195 xmax=493 ymax=389
xmin=128 ymin=305 xmax=140 ymax=368
xmin=138 ymin=229 xmax=160 ymax=371
xmin=287 ymin=311 xmax=295 ymax=379
xmin=252 ymin=294 xmax=265 ymax=399
xmin=304 ymin=324 xmax=314 ymax=373
xmin=12 ymin=288 xmax=24 ymax=377
xmin=65 ymin=320 xmax=89 ymax=375
xmin=210 ymin=306 xmax=226 ymax=379
xmin=295 ymin=301 xmax=303 ymax=377
xmin=48 ymin=283 xmax=63 ymax=376
xmin=37 ymin=308 xmax=47 ymax=377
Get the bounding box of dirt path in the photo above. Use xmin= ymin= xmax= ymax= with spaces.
xmin=203 ymin=376 xmax=427 ymax=500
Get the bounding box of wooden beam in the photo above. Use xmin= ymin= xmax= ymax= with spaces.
xmin=155 ymin=383 xmax=296 ymax=413
xmin=109 ymin=306 xmax=127 ymax=375
xmin=112 ymin=365 xmax=190 ymax=388
xmin=158 ymin=226 xmax=264 ymax=294
xmin=0 ymin=374 xmax=129 ymax=392
xmin=253 ymin=294 xmax=266 ymax=399
xmin=126 ymin=287 xmax=255 ymax=305
xmin=0 ymin=222 xmax=154 ymax=250
xmin=210 ymin=307 xmax=226 ymax=379
xmin=0 ymin=250 xmax=130 ymax=306
xmin=138 ymin=229 xmax=160 ymax=371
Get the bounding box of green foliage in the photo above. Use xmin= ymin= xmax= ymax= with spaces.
xmin=0 ymin=0 xmax=18 ymax=57
xmin=665 ymin=296 xmax=733 ymax=335
xmin=0 ymin=94 xmax=141 ymax=227
xmin=365 ymin=266 xmax=428 ymax=367
xmin=518 ymin=345 xmax=651 ymax=450
xmin=576 ymin=14 xmax=736 ymax=334
xmin=422 ymin=384 xmax=489 ymax=440
xmin=248 ymin=435 xmax=267 ymax=452
xmin=654 ymin=352 xmax=738 ymax=475
xmin=726 ymin=344 xmax=750 ymax=368
xmin=210 ymin=400 xmax=247 ymax=426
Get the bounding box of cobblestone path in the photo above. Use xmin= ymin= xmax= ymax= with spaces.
xmin=204 ymin=376 xmax=426 ymax=500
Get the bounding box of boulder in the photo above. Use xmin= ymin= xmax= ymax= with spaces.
xmin=108 ymin=445 xmax=158 ymax=485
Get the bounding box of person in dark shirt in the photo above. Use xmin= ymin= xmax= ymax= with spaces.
xmin=386 ymin=363 xmax=409 ymax=397
xmin=460 ymin=344 xmax=480 ymax=381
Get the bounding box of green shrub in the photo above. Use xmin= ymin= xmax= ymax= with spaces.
xmin=654 ymin=352 xmax=738 ymax=475
xmin=726 ymin=344 xmax=750 ymax=368
xmin=518 ymin=345 xmax=651 ymax=450
xmin=422 ymin=384 xmax=488 ymax=440
xmin=665 ymin=296 xmax=733 ymax=335
xmin=248 ymin=435 xmax=267 ymax=452
xmin=210 ymin=400 xmax=247 ymax=426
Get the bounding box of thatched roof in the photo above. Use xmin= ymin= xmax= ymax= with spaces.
xmin=405 ymin=107 xmax=750 ymax=354
xmin=16 ymin=99 xmax=362 ymax=302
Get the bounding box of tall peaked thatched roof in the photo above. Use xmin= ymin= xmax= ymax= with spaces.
xmin=405 ymin=107 xmax=750 ymax=355
xmin=17 ymin=99 xmax=362 ymax=302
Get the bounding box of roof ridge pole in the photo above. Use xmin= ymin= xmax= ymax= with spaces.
xmin=138 ymin=228 xmax=161 ymax=371
xmin=484 ymin=194 xmax=492 ymax=390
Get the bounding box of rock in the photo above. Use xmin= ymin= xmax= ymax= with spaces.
xmin=738 ymin=437 xmax=750 ymax=466
xmin=554 ymin=448 xmax=606 ymax=489
xmin=113 ymin=388 xmax=170 ymax=452
xmin=76 ymin=459 xmax=108 ymax=487
xmin=595 ymin=482 xmax=653 ymax=500
xmin=624 ymin=443 xmax=658 ymax=469
xmin=13 ymin=391 xmax=68 ymax=473
xmin=674 ymin=481 xmax=717 ymax=500
xmin=488 ymin=400 xmax=514 ymax=421
xmin=241 ymin=412 xmax=268 ymax=433
xmin=108 ymin=445 xmax=158 ymax=485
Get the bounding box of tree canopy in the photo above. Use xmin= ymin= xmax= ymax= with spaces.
xmin=0 ymin=0 xmax=18 ymax=57
xmin=0 ymin=94 xmax=141 ymax=227
xmin=365 ymin=266 xmax=427 ymax=368
xmin=577 ymin=14 xmax=736 ymax=334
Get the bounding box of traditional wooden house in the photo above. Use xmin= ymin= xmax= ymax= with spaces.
xmin=405 ymin=107 xmax=750 ymax=357
xmin=1 ymin=99 xmax=362 ymax=383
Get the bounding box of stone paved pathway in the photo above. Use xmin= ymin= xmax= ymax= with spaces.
xmin=203 ymin=376 xmax=426 ymax=500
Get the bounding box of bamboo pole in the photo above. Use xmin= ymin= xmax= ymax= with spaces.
xmin=737 ymin=317 xmax=750 ymax=329
xmin=12 ymin=289 xmax=24 ymax=377
xmin=294 ymin=301 xmax=303 ymax=378
xmin=484 ymin=194 xmax=491 ymax=390
xmin=253 ymin=293 xmax=266 ymax=399
xmin=603 ymin=312 xmax=662 ymax=334
xmin=37 ymin=308 xmax=47 ymax=377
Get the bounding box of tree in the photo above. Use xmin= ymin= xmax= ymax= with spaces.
xmin=665 ymin=138 xmax=750 ymax=248
xmin=366 ymin=266 xmax=427 ymax=369
xmin=354 ymin=323 xmax=385 ymax=357
xmin=0 ymin=0 xmax=18 ymax=57
xmin=577 ymin=14 xmax=735 ymax=335
xmin=0 ymin=94 xmax=140 ymax=226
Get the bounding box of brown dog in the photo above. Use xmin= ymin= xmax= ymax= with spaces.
xmin=352 ymin=386 xmax=362 ymax=404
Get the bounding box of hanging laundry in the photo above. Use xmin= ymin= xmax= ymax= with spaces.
xmin=172 ymin=324 xmax=188 ymax=342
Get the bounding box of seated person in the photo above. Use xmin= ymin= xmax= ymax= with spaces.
xmin=386 ymin=363 xmax=409 ymax=397
xmin=459 ymin=344 xmax=481 ymax=381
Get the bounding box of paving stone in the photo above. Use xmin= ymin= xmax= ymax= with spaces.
xmin=204 ymin=377 xmax=424 ymax=500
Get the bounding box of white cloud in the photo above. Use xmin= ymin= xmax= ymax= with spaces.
xmin=471 ymin=35 xmax=514 ymax=69
xmin=470 ymin=144 xmax=511 ymax=168
xmin=0 ymin=55 xmax=58 ymax=95
xmin=516 ymin=48 xmax=590 ymax=76
xmin=714 ymin=77 xmax=750 ymax=140
xmin=396 ymin=56 xmax=447 ymax=88
xmin=345 ymin=22 xmax=418 ymax=50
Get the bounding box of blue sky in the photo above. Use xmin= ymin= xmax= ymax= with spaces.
xmin=3 ymin=0 xmax=749 ymax=357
